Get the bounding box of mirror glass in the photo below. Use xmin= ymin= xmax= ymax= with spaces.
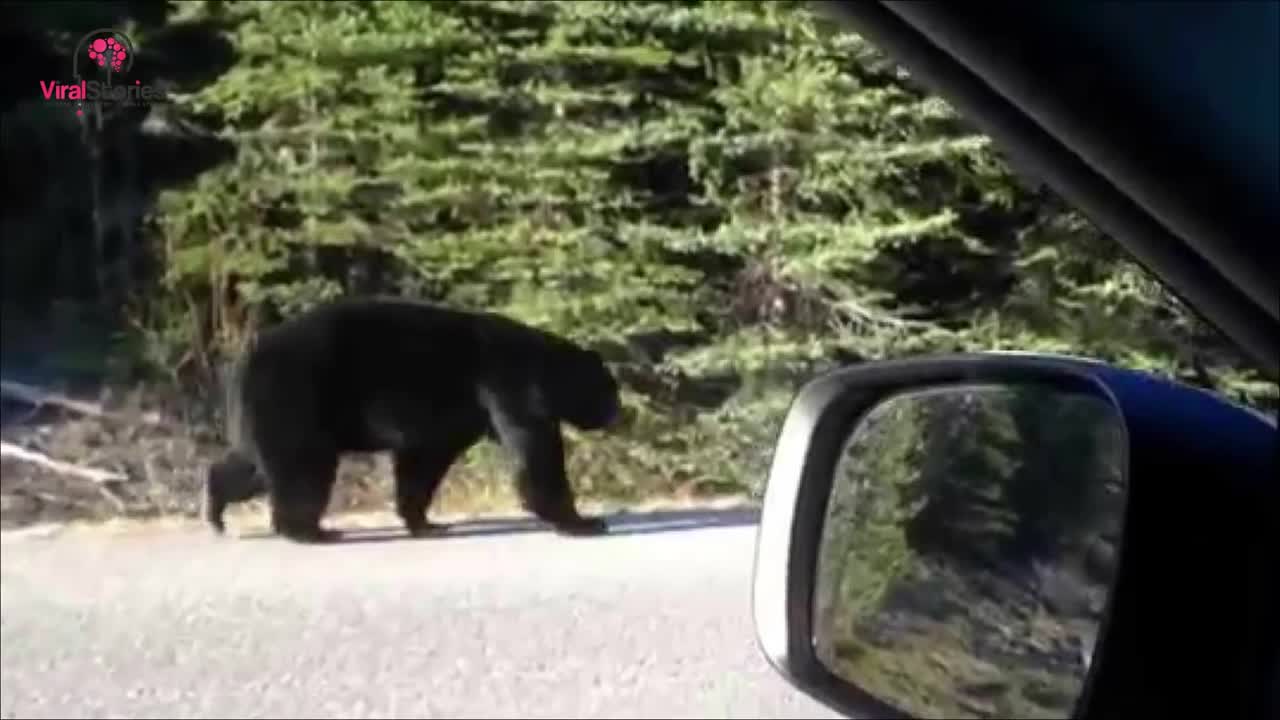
xmin=812 ymin=382 xmax=1126 ymax=719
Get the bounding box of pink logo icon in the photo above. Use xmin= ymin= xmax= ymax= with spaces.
xmin=75 ymin=29 xmax=135 ymax=82
xmin=87 ymin=36 xmax=128 ymax=73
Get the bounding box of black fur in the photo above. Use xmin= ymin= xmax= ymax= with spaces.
xmin=202 ymin=297 xmax=621 ymax=542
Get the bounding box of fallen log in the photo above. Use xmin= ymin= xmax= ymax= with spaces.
xmin=0 ymin=441 xmax=129 ymax=484
xmin=0 ymin=380 xmax=162 ymax=425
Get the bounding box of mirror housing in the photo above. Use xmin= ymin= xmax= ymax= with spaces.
xmin=752 ymin=352 xmax=1277 ymax=719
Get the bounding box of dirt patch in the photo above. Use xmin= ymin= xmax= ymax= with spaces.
xmin=1 ymin=384 xmax=214 ymax=529
xmin=2 ymin=493 xmax=758 ymax=545
xmin=1 ymin=380 xmax=749 ymax=533
xmin=818 ymin=554 xmax=1100 ymax=719
xmin=0 ymin=399 xmax=505 ymax=530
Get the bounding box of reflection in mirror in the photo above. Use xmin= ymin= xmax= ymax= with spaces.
xmin=812 ymin=383 xmax=1126 ymax=719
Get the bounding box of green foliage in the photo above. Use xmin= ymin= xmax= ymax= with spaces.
xmin=819 ymin=394 xmax=924 ymax=621
xmin=811 ymin=385 xmax=1122 ymax=719
xmin=122 ymin=0 xmax=1276 ymax=501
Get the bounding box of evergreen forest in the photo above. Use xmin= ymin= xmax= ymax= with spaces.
xmin=1 ymin=0 xmax=1272 ymax=526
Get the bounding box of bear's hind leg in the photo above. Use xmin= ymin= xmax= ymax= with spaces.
xmin=393 ymin=427 xmax=482 ymax=538
xmin=262 ymin=451 xmax=342 ymax=544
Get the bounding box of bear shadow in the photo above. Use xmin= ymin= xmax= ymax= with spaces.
xmin=234 ymin=507 xmax=761 ymax=544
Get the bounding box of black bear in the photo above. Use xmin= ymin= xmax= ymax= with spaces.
xmin=201 ymin=297 xmax=621 ymax=543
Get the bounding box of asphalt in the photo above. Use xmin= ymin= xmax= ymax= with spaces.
xmin=1 ymin=508 xmax=844 ymax=719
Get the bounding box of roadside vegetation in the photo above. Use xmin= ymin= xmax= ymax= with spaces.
xmin=2 ymin=0 xmax=1272 ymax=530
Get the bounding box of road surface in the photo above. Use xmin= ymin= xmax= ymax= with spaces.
xmin=1 ymin=508 xmax=843 ymax=719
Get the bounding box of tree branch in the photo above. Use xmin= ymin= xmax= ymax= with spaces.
xmin=0 ymin=441 xmax=129 ymax=484
xmin=0 ymin=380 xmax=162 ymax=426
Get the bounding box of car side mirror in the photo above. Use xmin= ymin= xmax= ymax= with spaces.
xmin=751 ymin=352 xmax=1277 ymax=719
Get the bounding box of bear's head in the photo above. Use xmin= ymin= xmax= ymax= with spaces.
xmin=540 ymin=346 xmax=622 ymax=431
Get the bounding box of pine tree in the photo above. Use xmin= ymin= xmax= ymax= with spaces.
xmin=145 ymin=0 xmax=1275 ymax=504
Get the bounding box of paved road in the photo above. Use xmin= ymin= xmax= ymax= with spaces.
xmin=1 ymin=509 xmax=843 ymax=719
